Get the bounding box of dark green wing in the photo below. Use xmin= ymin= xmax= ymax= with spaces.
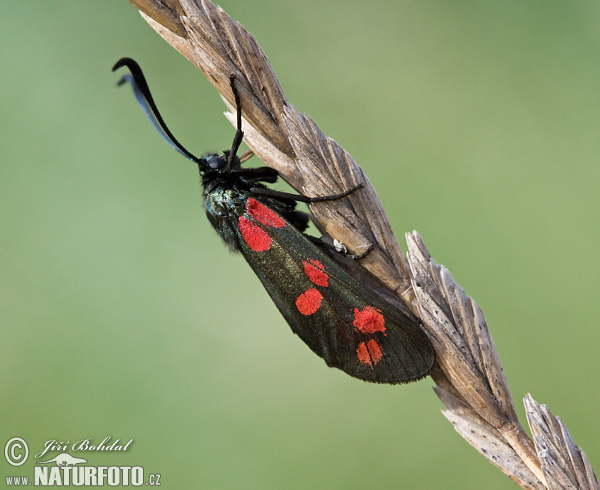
xmin=229 ymin=197 xmax=435 ymax=384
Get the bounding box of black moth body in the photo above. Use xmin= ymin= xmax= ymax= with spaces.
xmin=113 ymin=58 xmax=435 ymax=384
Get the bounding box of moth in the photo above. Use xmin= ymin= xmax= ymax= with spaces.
xmin=113 ymin=58 xmax=434 ymax=383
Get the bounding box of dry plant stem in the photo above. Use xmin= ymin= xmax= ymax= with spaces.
xmin=130 ymin=0 xmax=187 ymax=36
xmin=525 ymin=395 xmax=599 ymax=490
xmin=435 ymin=379 xmax=541 ymax=488
xmin=406 ymin=232 xmax=545 ymax=488
xmin=127 ymin=1 xmax=598 ymax=488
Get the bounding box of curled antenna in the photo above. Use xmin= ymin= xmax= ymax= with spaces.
xmin=112 ymin=57 xmax=200 ymax=163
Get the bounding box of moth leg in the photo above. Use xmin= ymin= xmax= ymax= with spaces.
xmin=225 ymin=74 xmax=244 ymax=172
xmin=302 ymin=184 xmax=363 ymax=203
xmin=249 ymin=184 xmax=363 ymax=203
xmin=231 ymin=166 xmax=279 ymax=183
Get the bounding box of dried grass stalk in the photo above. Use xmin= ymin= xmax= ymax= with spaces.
xmin=127 ymin=0 xmax=597 ymax=487
xmin=524 ymin=394 xmax=599 ymax=489
xmin=406 ymin=232 xmax=544 ymax=487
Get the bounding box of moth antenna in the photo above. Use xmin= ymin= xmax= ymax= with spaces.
xmin=112 ymin=57 xmax=201 ymax=163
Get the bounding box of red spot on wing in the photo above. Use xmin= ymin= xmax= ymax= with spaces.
xmin=246 ymin=198 xmax=286 ymax=228
xmin=356 ymin=339 xmax=384 ymax=366
xmin=295 ymin=288 xmax=322 ymax=316
xmin=352 ymin=305 xmax=386 ymax=334
xmin=238 ymin=216 xmax=271 ymax=252
xmin=302 ymin=259 xmax=329 ymax=287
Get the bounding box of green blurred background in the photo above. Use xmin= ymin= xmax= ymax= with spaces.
xmin=2 ymin=1 xmax=599 ymax=488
